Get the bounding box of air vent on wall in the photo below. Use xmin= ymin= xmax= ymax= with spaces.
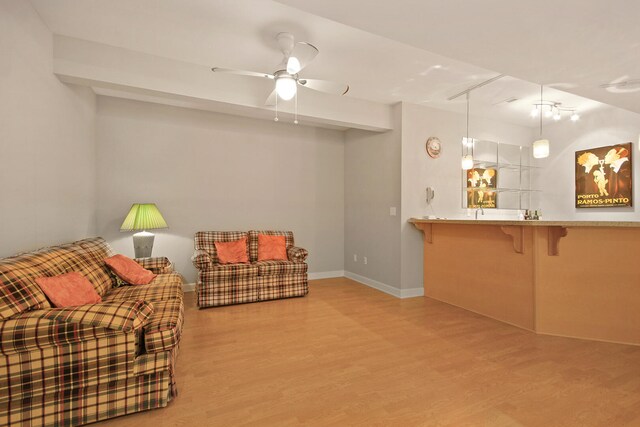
xmin=492 ymin=97 xmax=519 ymax=106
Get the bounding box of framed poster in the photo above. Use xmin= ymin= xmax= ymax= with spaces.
xmin=575 ymin=143 xmax=632 ymax=208
xmin=467 ymin=168 xmax=497 ymax=208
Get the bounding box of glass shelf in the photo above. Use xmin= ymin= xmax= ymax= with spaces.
xmin=462 ymin=138 xmax=542 ymax=210
xmin=464 ymin=187 xmax=542 ymax=193
xmin=470 ymin=160 xmax=542 ymax=171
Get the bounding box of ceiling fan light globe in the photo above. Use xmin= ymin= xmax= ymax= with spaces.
xmin=276 ymin=77 xmax=297 ymax=100
xmin=287 ymin=57 xmax=301 ymax=74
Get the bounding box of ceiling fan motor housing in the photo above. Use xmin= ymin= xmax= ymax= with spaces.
xmin=276 ymin=32 xmax=295 ymax=57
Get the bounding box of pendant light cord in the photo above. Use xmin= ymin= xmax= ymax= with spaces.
xmin=466 ymin=93 xmax=470 ymax=156
xmin=466 ymin=92 xmax=469 ymax=141
xmin=539 ymin=85 xmax=543 ymax=137
xmin=294 ymin=89 xmax=298 ymax=125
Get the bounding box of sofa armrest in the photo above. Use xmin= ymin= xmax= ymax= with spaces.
xmin=134 ymin=256 xmax=173 ymax=274
xmin=287 ymin=246 xmax=308 ymax=262
xmin=192 ymin=249 xmax=213 ymax=270
xmin=0 ymin=300 xmax=154 ymax=355
xmin=39 ymin=300 xmax=154 ymax=332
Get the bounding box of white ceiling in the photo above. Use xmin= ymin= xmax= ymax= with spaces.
xmin=31 ymin=0 xmax=621 ymax=127
xmin=277 ymin=0 xmax=640 ymax=114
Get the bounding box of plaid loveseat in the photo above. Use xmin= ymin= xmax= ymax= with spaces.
xmin=0 ymin=237 xmax=184 ymax=426
xmin=192 ymin=231 xmax=308 ymax=307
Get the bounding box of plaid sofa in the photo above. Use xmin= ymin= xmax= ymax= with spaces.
xmin=0 ymin=237 xmax=184 ymax=426
xmin=192 ymin=231 xmax=308 ymax=307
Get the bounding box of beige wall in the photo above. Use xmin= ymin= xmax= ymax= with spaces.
xmin=344 ymin=104 xmax=402 ymax=290
xmin=96 ymin=97 xmax=345 ymax=283
xmin=400 ymin=103 xmax=536 ymax=291
xmin=0 ymin=0 xmax=97 ymax=257
xmin=539 ymin=107 xmax=640 ymax=220
xmin=343 ymin=103 xmax=536 ymax=295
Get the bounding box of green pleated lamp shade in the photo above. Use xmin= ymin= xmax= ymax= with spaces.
xmin=120 ymin=203 xmax=168 ymax=232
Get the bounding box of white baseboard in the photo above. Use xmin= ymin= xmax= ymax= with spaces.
xmin=308 ymin=270 xmax=345 ymax=280
xmin=183 ymin=272 xmax=424 ymax=299
xmin=400 ymin=286 xmax=425 ymax=298
xmin=182 ymin=270 xmax=345 ymax=292
xmin=344 ymin=271 xmax=424 ymax=299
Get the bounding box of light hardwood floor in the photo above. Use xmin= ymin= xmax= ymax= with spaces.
xmin=97 ymin=278 xmax=640 ymax=426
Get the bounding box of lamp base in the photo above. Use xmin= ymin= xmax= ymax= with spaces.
xmin=133 ymin=231 xmax=155 ymax=258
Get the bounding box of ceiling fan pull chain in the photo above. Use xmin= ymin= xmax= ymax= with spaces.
xmin=274 ymin=91 xmax=279 ymax=122
xmin=294 ymin=90 xmax=299 ymax=125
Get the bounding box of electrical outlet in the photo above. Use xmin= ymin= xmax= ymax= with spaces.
xmin=353 ymin=254 xmax=357 ymax=262
xmin=363 ymin=256 xmax=368 ymax=265
xmin=390 ymin=207 xmax=397 ymax=216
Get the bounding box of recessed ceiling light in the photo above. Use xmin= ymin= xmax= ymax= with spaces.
xmin=433 ymin=64 xmax=442 ymax=69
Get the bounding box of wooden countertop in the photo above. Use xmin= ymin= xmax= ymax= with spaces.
xmin=409 ymin=218 xmax=640 ymax=228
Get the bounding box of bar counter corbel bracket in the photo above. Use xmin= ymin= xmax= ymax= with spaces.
xmin=500 ymin=225 xmax=524 ymax=254
xmin=412 ymin=222 xmax=433 ymax=243
xmin=409 ymin=219 xmax=572 ymax=256
xmin=548 ymin=226 xmax=568 ymax=256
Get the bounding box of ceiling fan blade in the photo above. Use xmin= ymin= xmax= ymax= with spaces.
xmin=265 ymin=89 xmax=277 ymax=106
xmin=286 ymin=42 xmax=319 ymax=74
xmin=298 ymin=78 xmax=349 ymax=96
xmin=211 ymin=67 xmax=274 ymax=79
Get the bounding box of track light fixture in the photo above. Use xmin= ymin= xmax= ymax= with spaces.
xmin=530 ymin=100 xmax=579 ymax=123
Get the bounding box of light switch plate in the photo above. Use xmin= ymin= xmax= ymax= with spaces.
xmin=390 ymin=207 xmax=397 ymax=216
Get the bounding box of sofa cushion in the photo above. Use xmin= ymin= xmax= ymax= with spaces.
xmin=257 ymin=234 xmax=287 ymax=261
xmin=0 ymin=249 xmax=59 ymax=319
xmin=105 ymin=255 xmax=156 ymax=285
xmin=36 ymin=272 xmax=102 ymax=307
xmin=196 ymin=277 xmax=258 ymax=307
xmin=260 ymin=275 xmax=308 ymax=301
xmin=215 ymin=237 xmax=249 ymax=264
xmin=0 ymin=238 xmax=118 ymax=320
xmin=248 ymin=231 xmax=294 ymax=262
xmin=143 ymin=299 xmax=183 ymax=353
xmin=74 ymin=237 xmax=116 ymax=295
xmin=254 ymin=260 xmax=308 ymax=276
xmin=195 ymin=231 xmax=248 ymax=264
xmin=203 ymin=263 xmax=258 ymax=281
xmin=104 ymin=273 xmax=184 ymax=303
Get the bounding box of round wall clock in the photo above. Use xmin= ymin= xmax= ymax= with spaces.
xmin=426 ymin=137 xmax=442 ymax=158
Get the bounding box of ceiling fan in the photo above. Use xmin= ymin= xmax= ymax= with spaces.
xmin=212 ymin=32 xmax=349 ymax=106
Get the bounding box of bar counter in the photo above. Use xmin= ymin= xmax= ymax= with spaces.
xmin=410 ymin=218 xmax=640 ymax=345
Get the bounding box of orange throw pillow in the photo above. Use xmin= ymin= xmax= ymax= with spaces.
xmin=257 ymin=234 xmax=287 ymax=261
xmin=105 ymin=254 xmax=157 ymax=285
xmin=215 ymin=238 xmax=249 ymax=264
xmin=36 ymin=272 xmax=102 ymax=307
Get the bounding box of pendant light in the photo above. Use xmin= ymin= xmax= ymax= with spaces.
xmin=533 ymin=85 xmax=550 ymax=159
xmin=461 ymin=92 xmax=474 ymax=170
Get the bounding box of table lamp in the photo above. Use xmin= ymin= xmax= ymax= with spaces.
xmin=120 ymin=203 xmax=168 ymax=258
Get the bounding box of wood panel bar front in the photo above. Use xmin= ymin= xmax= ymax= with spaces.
xmin=410 ymin=219 xmax=640 ymax=346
